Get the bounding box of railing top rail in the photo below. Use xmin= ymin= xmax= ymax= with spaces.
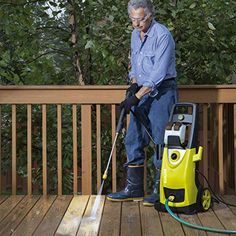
xmin=0 ymin=84 xmax=236 ymax=89
xmin=0 ymin=85 xmax=236 ymax=104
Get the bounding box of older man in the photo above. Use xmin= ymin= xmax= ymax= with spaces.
xmin=107 ymin=0 xmax=178 ymax=206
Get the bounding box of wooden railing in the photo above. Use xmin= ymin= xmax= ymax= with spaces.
xmin=0 ymin=85 xmax=236 ymax=196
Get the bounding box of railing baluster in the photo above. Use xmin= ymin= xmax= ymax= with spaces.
xmin=202 ymin=104 xmax=209 ymax=187
xmin=0 ymin=105 xmax=1 ymax=194
xmin=27 ymin=105 xmax=32 ymax=195
xmin=210 ymin=104 xmax=217 ymax=191
xmin=234 ymin=104 xmax=236 ymax=192
xmin=42 ymin=104 xmax=47 ymax=195
xmin=96 ymin=105 xmax=101 ymax=193
xmin=111 ymin=105 xmax=117 ymax=192
xmin=57 ymin=105 xmax=62 ymax=195
xmin=81 ymin=105 xmax=92 ymax=194
xmin=72 ymin=105 xmax=78 ymax=195
xmin=218 ymin=103 xmax=224 ymax=194
xmin=12 ymin=105 xmax=17 ymax=195
xmin=225 ymin=104 xmax=231 ymax=187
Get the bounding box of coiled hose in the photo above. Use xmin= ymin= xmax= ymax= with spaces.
xmin=165 ymin=197 xmax=236 ymax=234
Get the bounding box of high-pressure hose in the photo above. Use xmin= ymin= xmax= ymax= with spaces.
xmin=165 ymin=196 xmax=236 ymax=234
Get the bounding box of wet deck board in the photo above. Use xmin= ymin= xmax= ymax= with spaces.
xmin=0 ymin=194 xmax=235 ymax=236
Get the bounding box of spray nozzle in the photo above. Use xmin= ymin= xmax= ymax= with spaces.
xmin=102 ymin=171 xmax=107 ymax=180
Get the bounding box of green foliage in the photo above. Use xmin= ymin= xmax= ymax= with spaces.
xmin=0 ymin=1 xmax=75 ymax=85
xmin=153 ymin=0 xmax=235 ymax=84
xmin=1 ymin=0 xmax=235 ymax=86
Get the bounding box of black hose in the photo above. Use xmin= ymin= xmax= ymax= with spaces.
xmin=196 ymin=170 xmax=236 ymax=208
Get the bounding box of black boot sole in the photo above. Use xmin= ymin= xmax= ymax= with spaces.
xmin=106 ymin=196 xmax=143 ymax=202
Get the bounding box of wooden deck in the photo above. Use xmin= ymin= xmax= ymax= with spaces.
xmin=0 ymin=195 xmax=236 ymax=236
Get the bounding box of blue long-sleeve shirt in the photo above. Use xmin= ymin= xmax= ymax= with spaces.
xmin=129 ymin=20 xmax=177 ymax=93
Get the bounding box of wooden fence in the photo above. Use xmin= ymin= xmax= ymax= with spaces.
xmin=0 ymin=85 xmax=236 ymax=196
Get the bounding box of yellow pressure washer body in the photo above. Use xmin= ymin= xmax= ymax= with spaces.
xmin=155 ymin=102 xmax=212 ymax=214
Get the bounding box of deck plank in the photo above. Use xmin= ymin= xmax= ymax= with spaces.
xmin=0 ymin=195 xmax=24 ymax=222
xmin=222 ymin=195 xmax=236 ymax=215
xmin=197 ymin=209 xmax=225 ymax=236
xmin=178 ymin=213 xmax=207 ymax=236
xmin=98 ymin=199 xmax=121 ymax=236
xmin=0 ymin=194 xmax=235 ymax=236
xmin=212 ymin=202 xmax=236 ymax=231
xmin=159 ymin=211 xmax=185 ymax=236
xmin=76 ymin=195 xmax=105 ymax=236
xmin=33 ymin=195 xmax=73 ymax=236
xmin=140 ymin=204 xmax=164 ymax=236
xmin=11 ymin=195 xmax=56 ymax=236
xmin=120 ymin=201 xmax=141 ymax=236
xmin=0 ymin=195 xmax=8 ymax=204
xmin=0 ymin=195 xmax=39 ymax=236
xmin=55 ymin=195 xmax=90 ymax=236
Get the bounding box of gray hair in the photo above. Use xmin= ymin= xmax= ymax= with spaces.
xmin=128 ymin=0 xmax=155 ymax=16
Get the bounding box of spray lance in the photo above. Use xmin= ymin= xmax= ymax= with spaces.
xmin=102 ymin=91 xmax=131 ymax=181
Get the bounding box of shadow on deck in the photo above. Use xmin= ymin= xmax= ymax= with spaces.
xmin=0 ymin=195 xmax=236 ymax=236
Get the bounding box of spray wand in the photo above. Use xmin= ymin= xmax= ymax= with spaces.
xmin=102 ymin=98 xmax=127 ymax=181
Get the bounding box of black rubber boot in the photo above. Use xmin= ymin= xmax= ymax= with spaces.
xmin=143 ymin=167 xmax=161 ymax=206
xmin=107 ymin=165 xmax=144 ymax=201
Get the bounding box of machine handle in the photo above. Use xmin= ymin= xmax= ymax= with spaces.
xmin=169 ymin=102 xmax=198 ymax=149
xmin=172 ymin=102 xmax=197 ymax=114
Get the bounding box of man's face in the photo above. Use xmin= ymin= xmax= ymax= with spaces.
xmin=129 ymin=7 xmax=151 ymax=33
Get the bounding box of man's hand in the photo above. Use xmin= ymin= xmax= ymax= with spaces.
xmin=126 ymin=83 xmax=140 ymax=96
xmin=120 ymin=95 xmax=139 ymax=114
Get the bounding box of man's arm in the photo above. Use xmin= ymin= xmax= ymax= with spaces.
xmin=131 ymin=78 xmax=151 ymax=99
xmin=135 ymin=86 xmax=152 ymax=99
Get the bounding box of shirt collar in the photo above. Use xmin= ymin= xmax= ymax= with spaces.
xmin=144 ymin=19 xmax=155 ymax=38
xmin=133 ymin=19 xmax=156 ymax=39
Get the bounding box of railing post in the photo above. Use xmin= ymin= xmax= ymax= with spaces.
xmin=42 ymin=105 xmax=47 ymax=195
xmin=202 ymin=104 xmax=209 ymax=187
xmin=96 ymin=105 xmax=101 ymax=193
xmin=72 ymin=105 xmax=78 ymax=195
xmin=218 ymin=103 xmax=224 ymax=195
xmin=0 ymin=105 xmax=1 ymax=194
xmin=234 ymin=104 xmax=236 ymax=192
xmin=57 ymin=105 xmax=62 ymax=195
xmin=81 ymin=105 xmax=92 ymax=194
xmin=12 ymin=105 xmax=17 ymax=195
xmin=111 ymin=105 xmax=117 ymax=192
xmin=27 ymin=105 xmax=32 ymax=195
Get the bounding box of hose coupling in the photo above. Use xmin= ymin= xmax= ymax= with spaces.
xmin=168 ymin=196 xmax=175 ymax=202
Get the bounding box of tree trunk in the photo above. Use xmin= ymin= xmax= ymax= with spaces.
xmin=68 ymin=1 xmax=84 ymax=85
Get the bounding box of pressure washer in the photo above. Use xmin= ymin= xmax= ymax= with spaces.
xmin=154 ymin=102 xmax=236 ymax=234
xmin=155 ymin=102 xmax=211 ymax=214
